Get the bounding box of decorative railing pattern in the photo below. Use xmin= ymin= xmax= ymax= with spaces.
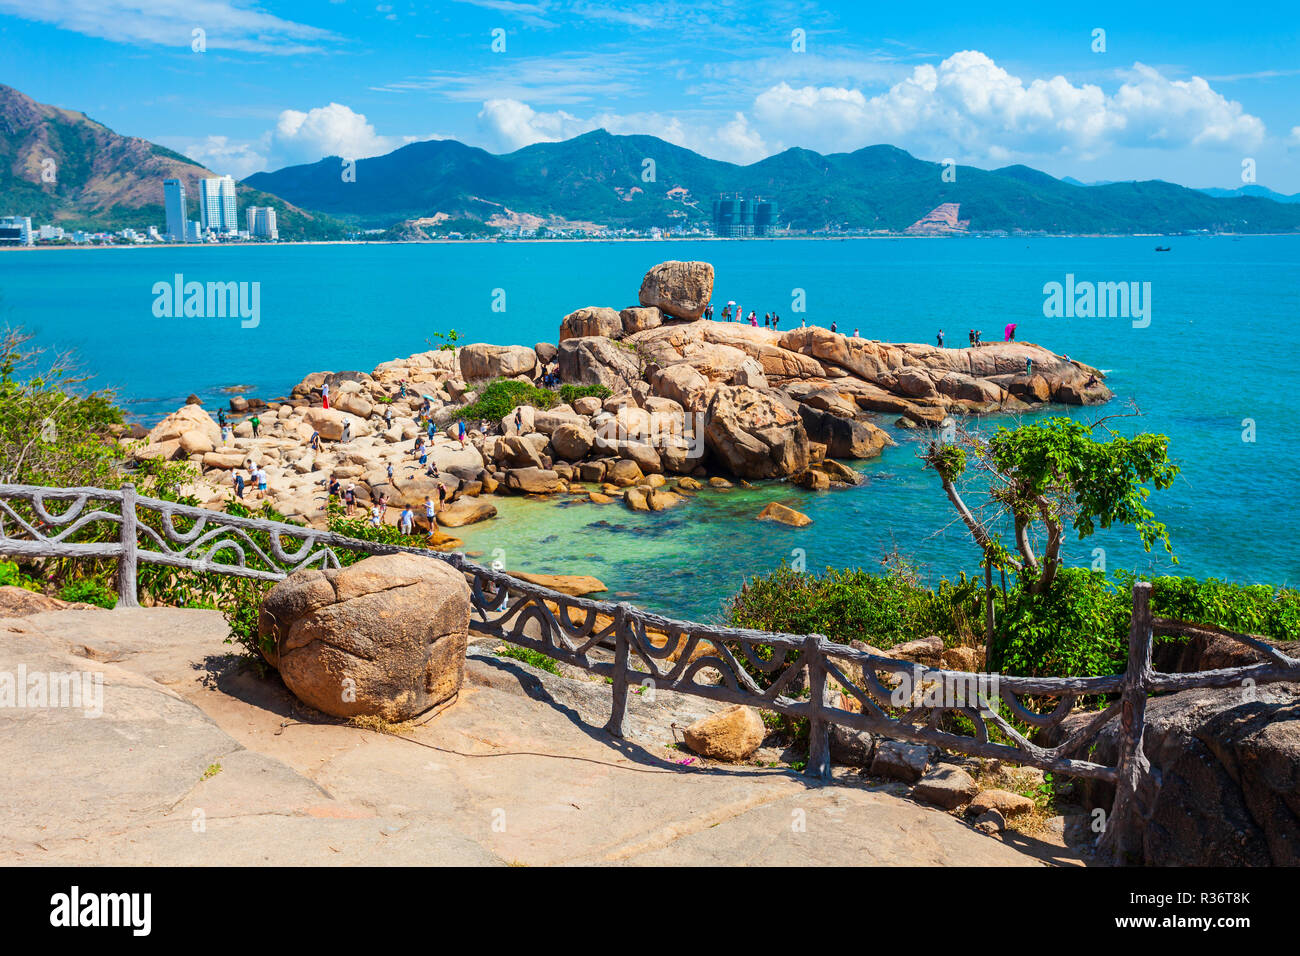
xmin=3 ymin=482 xmax=1297 ymax=865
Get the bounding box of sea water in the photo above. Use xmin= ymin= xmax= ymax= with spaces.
xmin=2 ymin=236 xmax=1296 ymax=618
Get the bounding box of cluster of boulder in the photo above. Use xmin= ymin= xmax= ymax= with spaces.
xmin=127 ymin=259 xmax=1110 ymax=533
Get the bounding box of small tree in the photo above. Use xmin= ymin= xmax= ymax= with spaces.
xmin=0 ymin=327 xmax=123 ymax=487
xmin=922 ymin=414 xmax=1180 ymax=647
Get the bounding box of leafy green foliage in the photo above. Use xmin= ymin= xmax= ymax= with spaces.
xmin=730 ymin=563 xmax=1298 ymax=680
xmin=987 ymin=417 xmax=1180 ymax=556
xmin=458 ymin=378 xmax=558 ymax=422
xmin=57 ymin=577 xmax=118 ymax=609
xmin=0 ymin=559 xmax=41 ymax=591
xmin=0 ymin=327 xmax=123 ymax=488
xmin=558 ymin=383 xmax=611 ymax=405
xmin=495 ymin=644 xmax=562 ymax=676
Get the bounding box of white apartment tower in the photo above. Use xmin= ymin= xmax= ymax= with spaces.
xmin=199 ymin=175 xmax=238 ymax=235
xmin=246 ymin=206 xmax=278 ymax=240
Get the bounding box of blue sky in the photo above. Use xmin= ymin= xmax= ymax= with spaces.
xmin=3 ymin=0 xmax=1299 ymax=190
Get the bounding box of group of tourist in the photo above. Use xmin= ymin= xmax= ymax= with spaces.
xmin=705 ymin=301 xmax=788 ymax=329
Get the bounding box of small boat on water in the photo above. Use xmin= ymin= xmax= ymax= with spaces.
xmin=1155 ymin=245 xmax=1171 ymax=251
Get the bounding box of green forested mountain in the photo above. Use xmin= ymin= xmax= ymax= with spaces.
xmin=246 ymin=129 xmax=1300 ymax=235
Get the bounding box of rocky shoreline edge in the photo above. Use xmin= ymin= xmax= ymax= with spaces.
xmin=125 ymin=259 xmax=1113 ymax=562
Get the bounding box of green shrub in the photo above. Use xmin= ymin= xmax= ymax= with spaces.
xmin=0 ymin=559 xmax=41 ymax=592
xmin=558 ymin=383 xmax=611 ymax=405
xmin=58 ymin=577 xmax=118 ymax=609
xmin=458 ymin=379 xmax=558 ymax=422
xmin=728 ymin=563 xmax=1298 ymax=682
xmin=992 ymin=569 xmax=1130 ymax=677
xmin=496 ymin=644 xmax=562 ymax=676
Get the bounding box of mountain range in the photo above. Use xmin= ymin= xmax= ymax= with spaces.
xmin=3 ymin=82 xmax=1300 ymax=239
xmin=247 ymin=131 xmax=1300 ymax=235
xmin=0 ymin=85 xmax=344 ymax=239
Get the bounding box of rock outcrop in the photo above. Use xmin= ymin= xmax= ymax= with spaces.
xmin=258 ymin=553 xmax=471 ymax=721
xmin=637 ymin=260 xmax=714 ymax=320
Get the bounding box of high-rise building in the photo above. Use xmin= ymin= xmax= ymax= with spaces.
xmin=163 ymin=178 xmax=189 ymax=241
xmin=199 ymin=176 xmax=238 ymax=235
xmin=711 ymin=194 xmax=779 ymax=237
xmin=0 ymin=216 xmax=32 ymax=245
xmin=246 ymin=206 xmax=278 ymax=240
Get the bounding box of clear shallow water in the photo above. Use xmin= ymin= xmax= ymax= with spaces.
xmin=2 ymin=237 xmax=1297 ymax=618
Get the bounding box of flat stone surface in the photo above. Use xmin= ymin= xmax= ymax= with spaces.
xmin=0 ymin=608 xmax=1082 ymax=866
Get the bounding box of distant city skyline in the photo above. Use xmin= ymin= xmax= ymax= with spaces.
xmin=1 ymin=1 xmax=1298 ymax=190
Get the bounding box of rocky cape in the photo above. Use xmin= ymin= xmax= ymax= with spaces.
xmin=128 ymin=260 xmax=1112 ymax=532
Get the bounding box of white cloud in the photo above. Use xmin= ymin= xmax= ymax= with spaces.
xmin=171 ymin=134 xmax=267 ymax=179
xmin=270 ymin=102 xmax=413 ymax=164
xmin=166 ymin=103 xmax=425 ymax=176
xmin=751 ymin=51 xmax=1266 ymax=162
xmin=1291 ymin=126 xmax=1300 ymax=146
xmin=0 ymin=0 xmax=336 ymax=54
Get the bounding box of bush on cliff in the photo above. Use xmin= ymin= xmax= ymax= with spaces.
xmin=457 ymin=378 xmax=558 ymax=422
xmin=0 ymin=326 xmax=122 ymax=488
xmin=728 ymin=563 xmax=1299 ymax=681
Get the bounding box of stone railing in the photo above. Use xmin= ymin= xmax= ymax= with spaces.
xmin=3 ymin=482 xmax=1297 ymax=864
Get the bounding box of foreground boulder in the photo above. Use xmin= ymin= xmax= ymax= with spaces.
xmin=638 ymin=260 xmax=714 ymax=320
xmin=258 ymin=553 xmax=471 ymax=721
xmin=1056 ymin=682 xmax=1300 ymax=865
xmin=683 ymin=704 xmax=765 ymax=762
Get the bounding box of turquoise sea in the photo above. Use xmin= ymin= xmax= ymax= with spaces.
xmin=2 ymin=237 xmax=1297 ymax=619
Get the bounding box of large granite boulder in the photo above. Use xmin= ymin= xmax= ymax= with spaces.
xmin=1055 ymin=682 xmax=1300 ymax=865
xmin=620 ymin=306 xmax=662 ymax=335
xmin=551 ymin=422 xmax=596 ymax=461
xmin=704 ymin=385 xmax=810 ymax=479
xmin=258 ymin=553 xmax=471 ymax=721
xmin=560 ymin=306 xmax=622 ymax=341
xmin=797 ymin=404 xmax=894 ymax=460
xmin=458 ymin=343 xmax=538 ymax=381
xmin=638 ymin=260 xmax=714 ymax=320
xmin=557 ymin=336 xmax=640 ymax=391
xmin=650 ymin=363 xmax=709 ymax=410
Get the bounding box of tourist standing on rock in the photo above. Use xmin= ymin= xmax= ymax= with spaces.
xmin=234 ymin=472 xmax=245 ymax=500
xmin=369 ymin=502 xmax=383 ymax=527
xmin=255 ymin=466 xmax=267 ymax=500
xmin=937 ymin=329 xmax=944 ymax=347
xmin=328 ymin=476 xmax=340 ymax=499
xmin=1026 ymin=358 xmax=1033 ymax=375
xmin=249 ymin=415 xmax=260 ymax=438
xmin=830 ymin=321 xmax=838 ymax=333
xmin=387 ymin=462 xmax=394 ymax=483
xmin=418 ymin=443 xmax=428 ymax=467
xmin=222 ymin=423 xmax=233 ymax=444
xmin=423 ymin=495 xmax=437 ymax=533
xmin=342 ymin=420 xmax=352 ymax=443
xmin=426 ymin=419 xmax=435 ymax=441
xmin=399 ymin=505 xmax=413 ymax=535
xmin=437 ymin=482 xmax=448 ymax=512
xmin=321 ymin=382 xmax=330 ymax=409
xmin=217 ymin=408 xmax=227 ymax=428
xmin=853 ymin=327 xmax=859 ymax=338
xmin=310 ymin=431 xmax=321 ymax=452
xmin=749 ymin=311 xmax=757 ymax=326
xmin=968 ymin=329 xmax=975 ymax=347
xmin=458 ymin=420 xmax=467 ymax=447
xmin=344 ymin=484 xmax=357 ymax=516
xmin=514 ymin=407 xmax=523 ymax=434
xmin=384 ymin=405 xmax=393 ymax=429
